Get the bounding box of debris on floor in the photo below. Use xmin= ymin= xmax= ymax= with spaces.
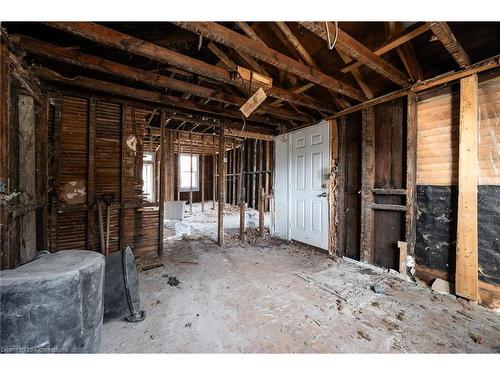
xmin=167 ymin=276 xmax=180 ymax=287
xmin=431 ymin=278 xmax=451 ymax=294
xmin=102 ymin=203 xmax=500 ymax=354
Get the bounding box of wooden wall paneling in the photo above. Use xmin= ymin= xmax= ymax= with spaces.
xmin=406 ymin=93 xmax=418 ymax=258
xmin=455 ymin=74 xmax=479 ymax=301
xmin=344 ymin=113 xmax=362 ymax=260
xmin=119 ymin=104 xmax=126 ymax=252
xmin=360 ymin=107 xmax=375 ymax=263
xmin=95 ymin=100 xmax=121 ymax=253
xmin=86 ymin=98 xmax=96 ymax=250
xmin=373 ymin=99 xmax=406 ymax=270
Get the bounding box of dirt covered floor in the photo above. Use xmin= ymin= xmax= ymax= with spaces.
xmin=102 ymin=203 xmax=500 ymax=353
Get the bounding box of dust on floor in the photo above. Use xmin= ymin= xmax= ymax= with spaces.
xmin=102 ymin=235 xmax=500 ymax=353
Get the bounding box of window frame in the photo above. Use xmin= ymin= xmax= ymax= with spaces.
xmin=178 ymin=153 xmax=200 ymax=192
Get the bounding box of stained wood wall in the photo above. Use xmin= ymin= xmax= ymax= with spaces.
xmin=416 ymin=73 xmax=500 ymax=291
xmin=46 ymin=92 xmax=160 ymax=257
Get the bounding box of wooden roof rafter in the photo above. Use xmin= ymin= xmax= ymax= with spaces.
xmin=13 ymin=35 xmax=314 ymax=124
xmin=429 ymin=22 xmax=471 ymax=68
xmin=172 ymin=21 xmax=366 ymax=102
xmin=44 ymin=22 xmax=334 ymax=115
xmin=300 ymin=22 xmax=410 ymax=86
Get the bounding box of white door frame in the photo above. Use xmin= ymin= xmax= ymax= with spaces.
xmin=274 ymin=121 xmax=330 ymax=250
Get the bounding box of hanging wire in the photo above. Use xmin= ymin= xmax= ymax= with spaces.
xmin=325 ymin=21 xmax=339 ymax=50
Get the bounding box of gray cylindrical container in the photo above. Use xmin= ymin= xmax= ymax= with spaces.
xmin=0 ymin=250 xmax=105 ymax=353
xmin=103 ymin=247 xmax=145 ymax=322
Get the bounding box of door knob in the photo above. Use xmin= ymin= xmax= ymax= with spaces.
xmin=318 ymin=192 xmax=327 ymax=198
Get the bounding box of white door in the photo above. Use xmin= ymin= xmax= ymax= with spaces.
xmin=289 ymin=122 xmax=329 ymax=250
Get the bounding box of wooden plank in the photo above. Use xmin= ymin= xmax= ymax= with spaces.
xmin=213 ymin=134 xmax=216 ymax=210
xmin=370 ymin=203 xmax=407 ymax=212
xmin=239 ymin=142 xmax=246 ymax=240
xmin=173 ymin=22 xmax=366 ymax=101
xmin=158 ymin=111 xmax=166 ymax=256
xmin=372 ymin=188 xmax=406 ymax=195
xmin=300 ymin=22 xmax=409 ymax=87
xmin=341 ymin=22 xmax=432 ymax=74
xmin=236 ymin=66 xmax=273 ymax=88
xmin=223 ymin=128 xmax=274 ymax=141
xmin=240 ymin=87 xmax=267 ymax=118
xmin=387 ymin=22 xmax=423 ymax=82
xmin=360 ymin=108 xmax=375 ymax=263
xmin=232 ymin=140 xmax=236 ymax=206
xmin=189 ymin=132 xmax=193 ymax=214
xmin=455 ymin=74 xmax=479 ymax=301
xmin=259 ymin=188 xmax=265 ymax=236
xmin=37 ymin=67 xmax=290 ymax=128
xmin=430 ymin=22 xmax=470 ymax=68
xmin=398 ymin=241 xmax=408 ymax=274
xmin=119 ymin=104 xmax=127 ymax=253
xmin=86 ymin=98 xmax=96 ymax=250
xmin=337 ymin=50 xmax=374 ymax=99
xmin=265 ymin=141 xmax=270 ymax=212
xmin=405 ymin=93 xmax=417 ymax=256
xmin=217 ymin=126 xmax=225 ymax=246
xmin=0 ymin=43 xmax=11 ymax=269
xmin=236 ymin=22 xmax=266 ymax=44
xmin=201 ymin=134 xmax=205 ymax=212
xmin=328 ymin=119 xmax=344 ymax=256
xmin=43 ymin=23 xmax=333 ymax=113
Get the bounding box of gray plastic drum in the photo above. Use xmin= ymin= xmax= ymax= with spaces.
xmin=0 ymin=250 xmax=105 ymax=353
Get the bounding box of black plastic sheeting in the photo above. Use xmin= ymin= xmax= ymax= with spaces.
xmin=416 ymin=185 xmax=500 ymax=286
xmin=478 ymin=185 xmax=500 ymax=285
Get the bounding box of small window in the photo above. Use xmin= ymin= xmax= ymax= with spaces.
xmin=179 ymin=154 xmax=199 ymax=192
xmin=142 ymin=151 xmax=155 ymax=202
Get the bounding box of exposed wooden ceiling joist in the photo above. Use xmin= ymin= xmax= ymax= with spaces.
xmin=37 ymin=67 xmax=286 ymax=129
xmin=172 ymin=22 xmax=366 ymax=101
xmin=387 ymin=22 xmax=423 ymax=82
xmin=275 ymin=22 xmax=360 ymax=107
xmin=340 ymin=22 xmax=431 ymax=74
xmin=300 ymin=22 xmax=409 ymax=86
xmin=44 ymin=22 xmax=333 ymax=114
xmin=12 ymin=35 xmax=312 ymax=124
xmin=429 ymin=22 xmax=471 ymax=68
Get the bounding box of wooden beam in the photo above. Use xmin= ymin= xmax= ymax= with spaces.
xmin=405 ymin=93 xmax=417 ymax=257
xmin=13 ymin=36 xmax=309 ymax=123
xmin=430 ymin=22 xmax=470 ymax=68
xmin=360 ymin=108 xmax=375 ymax=264
xmin=337 ymin=50 xmax=374 ymax=99
xmin=223 ymin=128 xmax=274 ymax=141
xmin=213 ymin=134 xmax=216 ymax=210
xmin=323 ymin=53 xmax=500 ymax=122
xmin=37 ymin=67 xmax=288 ymax=128
xmin=340 ymin=22 xmax=432 ymax=74
xmin=455 ymin=74 xmax=479 ymax=301
xmin=300 ymin=22 xmax=409 ymax=87
xmin=173 ymin=22 xmax=366 ymax=101
xmin=388 ymin=22 xmax=423 ymax=82
xmin=201 ymin=134 xmax=205 ymax=212
xmin=158 ymin=111 xmax=166 ymax=256
xmin=275 ymin=22 xmax=371 ymax=105
xmin=44 ymin=22 xmax=333 ymax=113
xmin=236 ymin=22 xmax=266 ymax=45
xmin=217 ymin=126 xmax=225 ymax=246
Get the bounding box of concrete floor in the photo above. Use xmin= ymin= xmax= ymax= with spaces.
xmin=102 ymin=203 xmax=500 ymax=353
